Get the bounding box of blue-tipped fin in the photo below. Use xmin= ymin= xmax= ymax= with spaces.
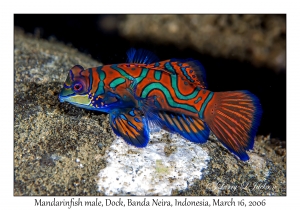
xmin=126 ymin=48 xmax=160 ymax=64
xmin=157 ymin=111 xmax=210 ymax=143
xmin=109 ymin=108 xmax=150 ymax=147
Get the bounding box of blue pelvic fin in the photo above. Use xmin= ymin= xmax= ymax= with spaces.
xmin=109 ymin=108 xmax=150 ymax=147
xmin=157 ymin=111 xmax=210 ymax=143
xmin=126 ymin=48 xmax=159 ymax=64
xmin=136 ymin=96 xmax=163 ymax=133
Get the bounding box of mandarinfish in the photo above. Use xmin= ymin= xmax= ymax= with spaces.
xmin=59 ymin=48 xmax=262 ymax=161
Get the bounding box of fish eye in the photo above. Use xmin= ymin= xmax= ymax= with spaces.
xmin=73 ymin=83 xmax=83 ymax=92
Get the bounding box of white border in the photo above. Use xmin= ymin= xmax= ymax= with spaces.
xmin=1 ymin=0 xmax=297 ymax=209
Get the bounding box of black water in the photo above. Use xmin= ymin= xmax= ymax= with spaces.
xmin=14 ymin=14 xmax=286 ymax=141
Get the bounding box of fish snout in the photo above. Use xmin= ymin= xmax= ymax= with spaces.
xmin=58 ymin=94 xmax=65 ymax=102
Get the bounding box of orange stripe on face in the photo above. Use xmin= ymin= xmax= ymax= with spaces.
xmin=80 ymin=70 xmax=90 ymax=91
xmin=90 ymin=67 xmax=100 ymax=93
xmin=71 ymin=65 xmax=83 ymax=77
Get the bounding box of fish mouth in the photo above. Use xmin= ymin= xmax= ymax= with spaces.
xmin=59 ymin=94 xmax=111 ymax=112
xmin=58 ymin=94 xmax=72 ymax=103
xmin=59 ymin=95 xmax=92 ymax=109
xmin=58 ymin=94 xmax=65 ymax=102
xmin=59 ymin=94 xmax=90 ymax=104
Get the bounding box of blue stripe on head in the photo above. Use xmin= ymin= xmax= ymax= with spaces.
xmin=88 ymin=68 xmax=93 ymax=92
xmin=63 ymin=83 xmax=72 ymax=88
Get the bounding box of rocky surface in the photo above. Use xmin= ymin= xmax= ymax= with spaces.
xmin=97 ymin=131 xmax=210 ymax=196
xmin=14 ymin=27 xmax=110 ymax=196
xmin=172 ymin=134 xmax=286 ymax=196
xmin=117 ymin=15 xmax=286 ymax=72
xmin=14 ymin=27 xmax=285 ymax=196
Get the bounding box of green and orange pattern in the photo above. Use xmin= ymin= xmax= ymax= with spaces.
xmin=59 ymin=49 xmax=262 ymax=161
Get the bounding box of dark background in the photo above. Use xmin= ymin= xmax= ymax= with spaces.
xmin=14 ymin=14 xmax=286 ymax=141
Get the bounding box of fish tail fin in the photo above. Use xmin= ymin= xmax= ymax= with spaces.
xmin=203 ymin=90 xmax=262 ymax=161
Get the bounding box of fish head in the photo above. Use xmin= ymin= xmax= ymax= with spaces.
xmin=59 ymin=65 xmax=92 ymax=109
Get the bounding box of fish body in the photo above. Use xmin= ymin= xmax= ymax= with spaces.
xmin=59 ymin=48 xmax=262 ymax=161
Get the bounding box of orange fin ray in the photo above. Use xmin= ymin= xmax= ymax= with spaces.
xmin=109 ymin=108 xmax=149 ymax=147
xmin=204 ymin=91 xmax=262 ymax=161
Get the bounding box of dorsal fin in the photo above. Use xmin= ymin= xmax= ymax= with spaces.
xmin=170 ymin=58 xmax=207 ymax=89
xmin=126 ymin=48 xmax=159 ymax=64
xmin=147 ymin=59 xmax=208 ymax=89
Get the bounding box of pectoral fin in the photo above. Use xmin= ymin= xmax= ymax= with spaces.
xmin=109 ymin=108 xmax=150 ymax=147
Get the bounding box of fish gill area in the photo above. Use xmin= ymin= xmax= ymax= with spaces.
xmin=14 ymin=15 xmax=286 ymax=196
